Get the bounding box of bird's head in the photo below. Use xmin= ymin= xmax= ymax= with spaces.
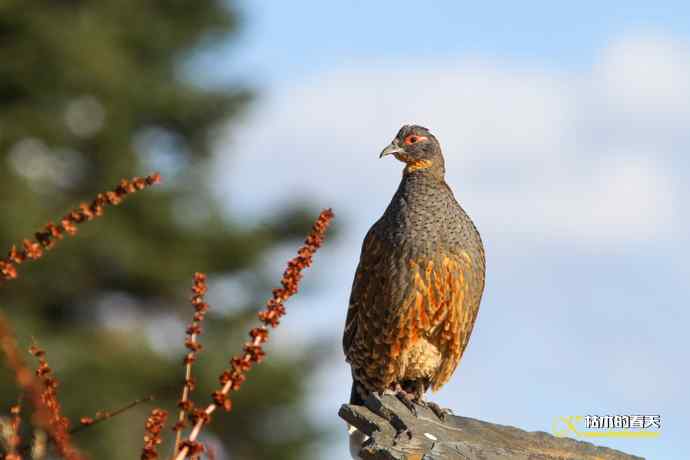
xmin=379 ymin=125 xmax=444 ymax=176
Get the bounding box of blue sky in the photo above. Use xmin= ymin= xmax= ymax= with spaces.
xmin=194 ymin=1 xmax=690 ymax=84
xmin=189 ymin=2 xmax=690 ymax=459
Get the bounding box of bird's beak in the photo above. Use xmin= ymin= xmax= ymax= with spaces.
xmin=380 ymin=141 xmax=403 ymax=158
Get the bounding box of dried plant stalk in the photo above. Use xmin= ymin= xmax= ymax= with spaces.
xmin=141 ymin=408 xmax=168 ymax=460
xmin=173 ymin=209 xmax=334 ymax=460
xmin=0 ymin=173 xmax=161 ymax=458
xmin=29 ymin=343 xmax=83 ymax=460
xmin=74 ymin=395 xmax=154 ymax=434
xmin=172 ymin=273 xmax=211 ymax=453
xmin=0 ymin=173 xmax=161 ymax=282
xmin=0 ymin=315 xmax=35 ymax=395
xmin=0 ymin=402 xmax=23 ymax=459
xmin=0 ymin=315 xmax=48 ymax=458
xmin=31 ymin=429 xmax=47 ymax=460
xmin=7 ymin=403 xmax=22 ymax=459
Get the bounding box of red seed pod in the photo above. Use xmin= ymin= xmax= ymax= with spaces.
xmin=80 ymin=416 xmax=94 ymax=426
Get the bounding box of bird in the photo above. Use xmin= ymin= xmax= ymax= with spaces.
xmin=343 ymin=124 xmax=485 ymax=417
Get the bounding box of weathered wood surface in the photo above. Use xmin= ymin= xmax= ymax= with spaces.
xmin=339 ymin=394 xmax=644 ymax=460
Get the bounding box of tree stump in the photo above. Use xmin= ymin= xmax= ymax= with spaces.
xmin=339 ymin=394 xmax=644 ymax=460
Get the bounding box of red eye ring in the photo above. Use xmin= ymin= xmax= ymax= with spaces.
xmin=403 ymin=134 xmax=427 ymax=145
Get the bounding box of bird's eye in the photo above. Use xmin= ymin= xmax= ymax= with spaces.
xmin=404 ymin=135 xmax=418 ymax=145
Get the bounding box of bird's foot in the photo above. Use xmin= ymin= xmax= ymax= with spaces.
xmin=366 ymin=391 xmax=413 ymax=441
xmin=389 ymin=384 xmax=418 ymax=417
xmin=420 ymin=400 xmax=453 ymax=421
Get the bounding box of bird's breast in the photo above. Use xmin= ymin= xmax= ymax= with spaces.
xmin=382 ymin=194 xmax=460 ymax=254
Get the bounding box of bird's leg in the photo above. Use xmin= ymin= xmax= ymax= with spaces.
xmin=391 ymin=383 xmax=418 ymax=417
xmin=411 ymin=380 xmax=453 ymax=421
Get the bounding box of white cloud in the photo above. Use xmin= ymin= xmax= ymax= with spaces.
xmin=217 ymin=34 xmax=686 ymax=247
xmin=595 ymin=34 xmax=690 ymax=118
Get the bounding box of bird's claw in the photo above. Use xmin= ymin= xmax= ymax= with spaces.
xmin=422 ymin=400 xmax=453 ymax=420
xmin=394 ymin=427 xmax=413 ymax=443
xmin=393 ymin=389 xmax=418 ymax=417
xmin=365 ymin=392 xmax=411 ymax=440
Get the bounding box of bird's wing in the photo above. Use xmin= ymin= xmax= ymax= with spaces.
xmin=396 ymin=250 xmax=481 ymax=391
xmin=343 ymin=225 xmax=385 ymax=356
xmin=343 ymin=223 xmax=416 ymax=389
xmin=343 ymin=224 xmax=422 ymax=391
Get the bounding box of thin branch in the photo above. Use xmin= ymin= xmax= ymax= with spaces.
xmin=0 ymin=172 xmax=161 ymax=282
xmin=72 ymin=395 xmax=155 ymax=435
xmin=173 ymin=209 xmax=334 ymax=460
xmin=172 ymin=273 xmax=211 ymax=455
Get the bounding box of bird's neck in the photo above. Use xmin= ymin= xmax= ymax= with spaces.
xmin=398 ymin=168 xmax=447 ymax=199
xmin=404 ymin=159 xmax=433 ymax=174
xmin=403 ymin=161 xmax=445 ymax=180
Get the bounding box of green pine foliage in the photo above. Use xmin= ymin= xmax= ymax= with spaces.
xmin=0 ymin=1 xmax=323 ymax=459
